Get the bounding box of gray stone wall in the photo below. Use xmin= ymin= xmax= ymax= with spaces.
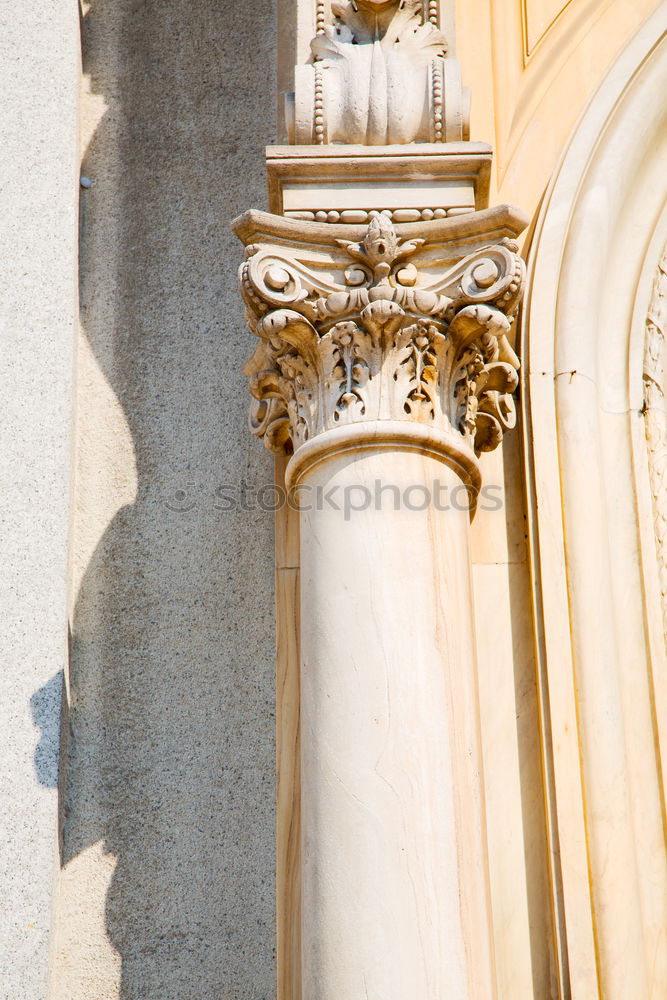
xmin=52 ymin=2 xmax=278 ymax=998
xmin=0 ymin=0 xmax=79 ymax=996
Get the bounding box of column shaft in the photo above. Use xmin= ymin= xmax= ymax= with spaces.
xmin=296 ymin=446 xmax=495 ymax=999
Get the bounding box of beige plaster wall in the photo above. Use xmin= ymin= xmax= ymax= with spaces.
xmin=455 ymin=0 xmax=661 ymax=212
xmin=50 ymin=3 xmax=278 ymax=998
xmin=453 ymin=2 xmax=664 ymax=994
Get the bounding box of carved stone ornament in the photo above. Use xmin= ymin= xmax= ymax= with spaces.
xmin=643 ymin=243 xmax=667 ymax=639
xmin=288 ymin=0 xmax=470 ymax=145
xmin=235 ymin=209 xmax=525 ymax=465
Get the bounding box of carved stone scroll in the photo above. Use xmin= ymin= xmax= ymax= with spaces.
xmin=287 ymin=0 xmax=470 ymax=145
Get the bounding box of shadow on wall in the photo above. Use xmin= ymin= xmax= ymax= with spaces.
xmin=30 ymin=672 xmax=63 ymax=790
xmin=58 ymin=2 xmax=278 ymax=998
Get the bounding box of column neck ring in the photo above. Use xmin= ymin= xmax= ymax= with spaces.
xmin=285 ymin=419 xmax=482 ymax=512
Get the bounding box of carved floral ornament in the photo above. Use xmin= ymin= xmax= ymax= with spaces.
xmin=237 ymin=212 xmax=525 ymax=469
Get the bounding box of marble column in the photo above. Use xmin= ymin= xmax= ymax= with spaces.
xmin=293 ymin=430 xmax=490 ymax=998
xmin=235 ymin=206 xmax=526 ymax=997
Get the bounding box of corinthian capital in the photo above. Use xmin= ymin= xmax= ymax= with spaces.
xmin=235 ymin=209 xmax=526 ymax=463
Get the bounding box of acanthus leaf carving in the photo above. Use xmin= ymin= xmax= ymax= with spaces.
xmin=239 ymin=214 xmax=526 ymax=458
